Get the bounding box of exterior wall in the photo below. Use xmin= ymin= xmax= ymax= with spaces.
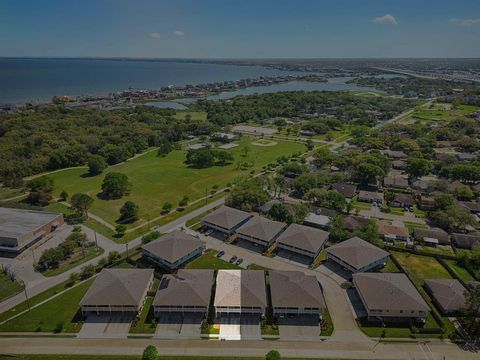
xmin=273 ymin=307 xmax=322 ymax=317
xmin=276 ymin=242 xmax=319 ymax=259
xmin=215 ymin=306 xmax=264 ymax=316
xmin=203 ymin=216 xmax=252 ymax=236
xmin=353 ymin=278 xmax=428 ymax=322
xmin=142 ymin=245 xmax=205 ymax=270
xmin=154 ymin=305 xmax=207 ymax=316
xmin=237 ymin=231 xmax=282 ymax=248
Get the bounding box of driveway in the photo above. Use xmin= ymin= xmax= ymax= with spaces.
xmin=155 ymin=312 xmax=202 ymax=339
xmin=78 ymin=313 xmax=133 ymax=339
xmin=218 ymin=315 xmax=261 ymax=340
xmin=278 ymin=315 xmax=320 ymax=341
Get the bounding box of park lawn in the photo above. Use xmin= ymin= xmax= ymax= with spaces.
xmin=185 ymin=250 xmax=241 ymax=270
xmin=173 ymin=111 xmax=208 ymax=121
xmin=0 ymin=278 xmax=93 ymax=333
xmin=0 ymin=187 xmax=26 ymax=201
xmin=391 ymin=252 xmax=451 ymax=286
xmin=41 ymin=246 xmax=104 ymax=277
xmin=444 ymin=259 xmax=475 ymax=282
xmin=0 ymin=273 xmax=23 ymax=302
xmin=411 ymin=103 xmax=479 ymax=122
xmin=46 ymin=136 xmax=304 ymax=227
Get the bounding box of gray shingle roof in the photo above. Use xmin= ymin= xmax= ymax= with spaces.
xmin=326 ymin=237 xmax=389 ymax=270
xmin=0 ymin=207 xmax=61 ymax=238
xmin=269 ymin=271 xmax=325 ymax=309
xmin=202 ymin=206 xmax=252 ymax=230
xmin=141 ymin=230 xmax=204 ymax=263
xmin=276 ymin=224 xmax=328 ymax=254
xmin=154 ymin=269 xmax=213 ymax=308
xmin=80 ymin=269 xmax=153 ymax=307
xmin=214 ymin=270 xmax=267 ymax=308
xmin=453 ymin=233 xmax=480 ymax=250
xmin=414 ymin=228 xmax=449 ymax=244
xmin=424 ymin=279 xmax=466 ymax=313
xmin=236 ymin=216 xmax=286 ymax=242
xmin=353 ymin=273 xmax=429 ymax=313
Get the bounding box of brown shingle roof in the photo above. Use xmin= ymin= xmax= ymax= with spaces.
xmin=424 ymin=279 xmax=467 ymax=313
xmin=80 ymin=269 xmax=153 ymax=307
xmin=153 ymin=269 xmax=213 ymax=308
xmin=269 ymin=271 xmax=325 ymax=310
xmin=202 ymin=206 xmax=252 ymax=230
xmin=276 ymin=224 xmax=328 ymax=254
xmin=377 ymin=220 xmax=409 ymax=238
xmin=214 ymin=270 xmax=267 ymax=308
xmin=236 ymin=216 xmax=286 ymax=242
xmin=452 ymin=233 xmax=480 ymax=250
xmin=326 ymin=237 xmax=389 ymax=270
xmin=343 ymin=216 xmax=369 ymax=231
xmin=141 ymin=230 xmax=204 ymax=263
xmin=414 ymin=228 xmax=449 ymax=244
xmin=353 ymin=273 xmax=429 ymax=313
xmin=332 ymin=183 xmax=357 ymax=198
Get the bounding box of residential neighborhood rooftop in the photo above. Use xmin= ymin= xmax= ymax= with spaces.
xmin=353 ymin=272 xmax=429 ymax=313
xmin=80 ymin=268 xmax=154 ymax=307
xmin=236 ymin=216 xmax=286 ymax=242
xmin=326 ymin=237 xmax=389 ymax=271
xmin=424 ymin=278 xmax=467 ymax=313
xmin=276 ymin=223 xmax=329 ymax=254
xmin=214 ymin=270 xmax=267 ymax=308
xmin=141 ymin=230 xmax=204 ymax=264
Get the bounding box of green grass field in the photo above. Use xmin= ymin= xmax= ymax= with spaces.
xmin=46 ymin=137 xmax=304 ymax=227
xmin=41 ymin=246 xmax=104 ymax=277
xmin=0 ymin=273 xmax=23 ymax=302
xmin=405 ymin=103 xmax=480 ymax=124
xmin=0 ymin=279 xmax=93 ymax=333
xmin=444 ymin=259 xmax=475 ymax=282
xmin=380 ymin=257 xmax=400 ymax=273
xmin=391 ymin=252 xmax=451 ymax=286
xmin=185 ymin=250 xmax=241 ymax=270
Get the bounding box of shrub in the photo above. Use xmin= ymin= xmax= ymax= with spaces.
xmin=266 ymin=350 xmax=281 ymax=360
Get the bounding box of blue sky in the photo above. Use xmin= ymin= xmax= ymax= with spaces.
xmin=1 ymin=0 xmax=479 ymax=58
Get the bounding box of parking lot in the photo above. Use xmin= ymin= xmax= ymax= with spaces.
xmin=78 ymin=313 xmax=133 ymax=339
xmin=216 ymin=250 xmax=252 ymax=269
xmin=278 ymin=315 xmax=320 ymax=341
xmin=154 ymin=312 xmax=202 ymax=339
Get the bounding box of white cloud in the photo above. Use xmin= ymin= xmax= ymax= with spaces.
xmin=372 ymin=14 xmax=398 ymax=26
xmin=450 ymin=18 xmax=480 ymax=27
xmin=150 ymin=32 xmax=161 ymax=39
xmin=174 ymin=30 xmax=185 ymax=37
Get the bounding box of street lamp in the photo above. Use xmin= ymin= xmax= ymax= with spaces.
xmin=20 ymin=280 xmax=30 ymax=312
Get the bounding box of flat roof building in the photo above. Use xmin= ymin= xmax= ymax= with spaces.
xmin=0 ymin=207 xmax=64 ymax=254
xmin=353 ymin=273 xmax=429 ymax=323
xmin=202 ymin=206 xmax=252 ymax=237
xmin=80 ymin=268 xmax=154 ymax=315
xmin=303 ymin=212 xmax=331 ymax=230
xmin=424 ymin=279 xmax=467 ymax=315
xmin=326 ymin=237 xmax=389 ymax=273
xmin=236 ymin=216 xmax=286 ymax=249
xmin=269 ymin=271 xmax=325 ymax=318
xmin=276 ymin=224 xmax=329 ymax=262
xmin=153 ymin=269 xmax=214 ymax=316
xmin=141 ymin=230 xmax=205 ymax=270
xmin=214 ymin=270 xmax=267 ymax=317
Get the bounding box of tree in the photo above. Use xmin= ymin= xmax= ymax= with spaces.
xmin=226 ymin=179 xmax=269 ymax=211
xmin=68 ymin=272 xmax=80 ymax=286
xmin=268 ymin=203 xmax=294 ymax=224
xmin=80 ymin=264 xmax=96 ymax=279
xmin=214 ymin=149 xmax=234 ymax=166
xmin=185 ymin=147 xmax=215 ymax=168
xmin=70 ymin=193 xmax=94 ymax=218
xmin=304 ymin=189 xmax=346 ymax=212
xmin=142 ymin=345 xmax=158 ymax=360
xmin=352 ymin=162 xmax=385 ymax=187
xmin=313 ymin=147 xmax=334 ymax=169
xmin=384 ymin=190 xmax=395 ymax=205
xmin=157 ymin=139 xmax=173 ymax=157
xmin=459 ymin=285 xmax=480 ymax=340
xmin=88 ymin=155 xmax=107 ymax=175
xmin=329 ymin=215 xmax=350 ymax=243
xmin=107 ymin=251 xmax=121 ymax=264
xmin=115 ymin=224 xmax=127 ymax=237
xmin=162 ymin=201 xmax=173 ymax=214
xmin=59 ymin=190 xmax=69 ymax=202
xmin=178 ymin=196 xmax=189 ymax=207
xmin=406 ymin=157 xmax=430 ymax=179
xmin=453 ymin=185 xmax=474 ymax=200
xmin=265 ymin=350 xmax=281 ymax=360
xmin=101 ymin=172 xmax=131 ymax=199
xmin=27 ymin=176 xmax=54 ymax=206
xmin=119 ymin=201 xmax=139 ymax=222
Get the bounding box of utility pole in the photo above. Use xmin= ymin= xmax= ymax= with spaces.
xmin=21 ymin=281 xmax=30 ymax=312
xmin=94 ymin=231 xmax=98 ymax=249
xmin=125 ymin=240 xmax=129 ymax=258
xmin=205 ymin=188 xmax=208 ymax=205
xmin=31 ymin=248 xmax=36 ymax=265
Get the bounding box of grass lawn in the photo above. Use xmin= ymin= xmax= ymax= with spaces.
xmin=410 ymin=103 xmax=480 ymax=122
xmin=41 ymin=246 xmax=104 ymax=277
xmin=0 ymin=187 xmax=26 ymax=201
xmin=444 ymin=259 xmax=475 ymax=282
xmin=403 ymin=221 xmax=428 ymax=232
xmin=0 ymin=279 xmax=93 ymax=333
xmin=321 ymin=307 xmax=334 ymax=336
xmin=172 ymin=111 xmax=208 ymax=122
xmin=0 ymin=273 xmax=23 ymax=302
xmin=129 ymin=295 xmax=156 ymax=334
xmin=391 ymin=252 xmax=451 ymax=286
xmin=413 ymin=244 xmax=455 ymax=257
xmin=185 ymin=250 xmax=241 ymax=270
xmin=46 ymin=136 xmax=305 ymax=227
xmin=0 ymin=357 xmax=350 ymax=360
xmin=380 ymin=257 xmax=400 ymax=273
